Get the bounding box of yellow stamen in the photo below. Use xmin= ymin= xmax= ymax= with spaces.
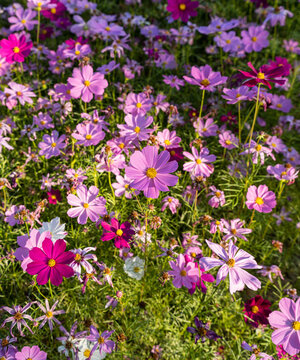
xmin=146 ymin=168 xmax=157 ymax=178
xmin=48 ymin=259 xmax=56 ymax=267
xmin=83 ymin=203 xmax=89 ymax=208
xmin=227 ymin=258 xmax=235 ymax=267
xmin=116 ymin=229 xmax=123 ymax=236
xmin=255 ymin=197 xmax=264 ymax=205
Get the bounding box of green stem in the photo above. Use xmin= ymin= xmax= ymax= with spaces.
xmin=35 ymin=283 xmax=47 ymax=300
xmin=48 ymin=279 xmax=53 ymax=299
xmin=248 ymin=84 xmax=261 ymax=148
xmin=238 ymin=101 xmax=241 ymax=144
xmin=108 ymin=170 xmax=115 ymax=204
xmin=36 ymin=10 xmax=40 ymax=45
xmin=196 ymin=90 xmax=205 ymax=138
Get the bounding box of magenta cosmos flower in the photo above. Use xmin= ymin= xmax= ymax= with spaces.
xmin=268 ymin=297 xmax=300 ymax=356
xmin=183 ymin=146 xmax=216 ymax=178
xmin=15 ymin=346 xmax=47 ymax=360
xmin=26 ymin=238 xmax=74 ymax=286
xmin=200 ymin=240 xmax=261 ymax=294
xmin=246 ymin=185 xmax=276 ymax=213
xmin=38 ymin=131 xmax=66 ymax=159
xmin=0 ymin=34 xmax=32 ymax=63
xmin=67 ymin=184 xmax=107 ymax=224
xmin=68 ymin=65 xmax=108 ymax=103
xmin=125 ymin=146 xmax=178 ymax=199
xmin=101 ymin=218 xmax=134 ymax=249
xmin=166 ymin=0 xmax=198 ymax=22
xmin=183 ymin=65 xmax=227 ymax=92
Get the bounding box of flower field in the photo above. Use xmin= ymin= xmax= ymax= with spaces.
xmin=0 ymin=0 xmax=299 ymax=359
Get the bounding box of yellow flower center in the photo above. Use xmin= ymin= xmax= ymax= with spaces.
xmin=231 ymin=229 xmax=237 ymax=235
xmin=225 ymin=39 xmax=231 ymax=44
xmin=227 ymin=258 xmax=235 ymax=267
xmin=146 ymin=167 xmax=157 ymax=178
xmin=252 ymin=36 xmax=257 ymax=42
xmin=215 ymin=191 xmax=221 ymax=198
xmin=48 ymin=259 xmax=56 ymax=267
xmin=75 ymin=253 xmax=81 ymax=261
xmin=75 ymin=50 xmax=80 ymax=55
xmin=83 ymin=349 xmax=91 ymax=358
xmin=83 ymin=203 xmax=89 ymax=208
xmin=138 ymin=230 xmax=143 ymax=236
xmin=168 ymin=198 xmax=173 ymax=203
xmin=236 ymin=93 xmax=241 ymax=98
xmin=276 ymin=104 xmax=282 ymax=108
xmin=180 ymin=270 xmax=187 ymax=276
xmin=51 ymin=195 xmax=56 ymax=200
xmin=179 ymin=3 xmax=186 ymax=10
xmin=16 ymin=91 xmax=22 ymax=96
xmin=104 ymin=267 xmax=111 ymax=275
xmin=105 ymin=26 xmax=110 ymax=31
xmin=116 ymin=229 xmax=123 ymax=236
xmin=216 ymin=220 xmax=220 ymax=225
xmin=170 ymin=150 xmax=175 ymax=156
xmin=255 ymin=144 xmax=262 ymax=151
xmin=46 ymin=311 xmax=53 ymax=318
xmin=257 ymin=72 xmax=265 ymax=79
xmin=85 ymin=134 xmax=92 ymax=140
xmin=281 ymin=171 xmax=287 ymax=177
xmin=164 ymin=139 xmax=171 ymax=146
xmin=13 ymin=47 xmax=20 ymax=53
xmin=200 ymin=79 xmax=210 ymax=87
xmin=84 ymin=80 xmax=90 ymax=87
xmin=202 ymin=128 xmax=207 ymax=132
xmin=251 ymin=306 xmax=259 ymax=314
xmin=41 ymin=120 xmax=46 ymax=125
xmin=14 ymin=312 xmax=23 ymax=320
xmin=191 ymin=252 xmax=196 ymax=258
xmin=21 ymin=19 xmax=26 ymax=24
xmin=119 ymin=143 xmax=125 ymax=149
xmin=253 ymin=349 xmax=260 ymax=355
xmin=255 ymin=197 xmax=264 ymax=205
xmin=134 ymin=126 xmax=140 ymax=133
xmin=51 ymin=142 xmax=56 ymax=148
xmin=50 ymin=7 xmax=56 ymax=14
xmin=136 ymin=102 xmax=142 ymax=108
xmin=124 ymin=184 xmax=129 ymax=189
xmin=225 ymin=140 xmax=232 ymax=145
xmin=98 ymin=337 xmax=105 ymax=344
xmin=293 ymin=321 xmax=300 ymax=331
xmin=196 ymin=159 xmax=202 ymax=164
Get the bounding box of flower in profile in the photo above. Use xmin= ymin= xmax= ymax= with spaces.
xmin=246 ymin=185 xmax=276 ymax=213
xmin=0 ymin=34 xmax=32 ymax=63
xmin=168 ymin=254 xmax=199 ymax=289
xmin=267 ymin=164 xmax=298 ymax=184
xmin=38 ymin=131 xmax=66 ymax=159
xmin=241 ymin=25 xmax=269 ymax=53
xmin=124 ymin=256 xmax=145 ymax=280
xmin=241 ymin=341 xmax=273 ymax=359
xmin=187 ymin=317 xmax=221 ymax=343
xmin=268 ymin=298 xmax=300 ymax=356
xmin=125 ymin=145 xmax=178 ymax=199
xmin=258 ymin=265 xmax=284 ymax=283
xmin=101 ymin=218 xmax=134 ymax=249
xmin=0 ymin=303 xmax=34 ymax=337
xmin=36 ymin=299 xmax=65 ymax=331
xmin=243 ymin=295 xmax=271 ymax=328
xmin=67 ymin=185 xmax=107 ymax=224
xmin=15 ymin=346 xmax=47 ymax=360
xmin=207 ymin=186 xmax=225 ymax=208
xmin=68 ymin=65 xmax=108 ymax=103
xmin=200 ymin=240 xmax=261 ymax=294
xmin=183 ymin=65 xmax=227 ymax=92
xmin=239 ymin=62 xmax=286 ymax=89
xmin=87 ymin=326 xmax=115 ymax=357
xmin=183 ymin=147 xmax=216 ymax=178
xmin=26 ymin=238 xmax=74 ymax=286
xmin=166 ymin=0 xmax=198 ymax=22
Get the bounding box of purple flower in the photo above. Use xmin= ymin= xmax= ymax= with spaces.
xmin=67 ymin=184 xmax=107 ymax=224
xmin=0 ymin=303 xmax=34 ymax=337
xmin=72 ymin=123 xmax=105 ymax=146
xmin=183 ymin=146 xmax=216 ymax=178
xmin=267 ymin=164 xmax=298 ymax=183
xmin=26 ymin=238 xmax=74 ymax=286
xmin=5 ymin=82 xmax=36 ymax=105
xmin=161 ymin=196 xmax=181 ymax=214
xmin=263 ymin=6 xmax=293 ymax=27
xmin=214 ymin=31 xmax=241 ymax=52
xmin=166 ymin=0 xmax=198 ymax=22
xmin=15 ymin=346 xmax=47 ymax=360
xmin=168 ymin=254 xmax=199 ymax=289
xmin=8 ymin=8 xmax=37 ymax=31
xmin=219 ymin=131 xmax=238 ymax=150
xmin=118 ymin=114 xmax=153 ymax=142
xmin=124 ymin=92 xmax=152 ymax=116
xmin=87 ymin=326 xmax=115 ymax=356
xmin=183 ymin=65 xmax=227 ymax=92
xmin=241 ymin=26 xmax=269 ymax=53
xmin=0 ymin=134 xmax=13 ymax=152
xmin=163 ymin=75 xmax=185 ymax=90
xmin=222 ymin=219 xmax=252 ymax=242
xmin=198 ymin=17 xmax=239 ymax=35
xmin=222 ymin=86 xmax=256 ymax=104
xmin=270 ymin=94 xmax=293 ymax=113
xmin=38 ymin=131 xmax=66 ymax=159
xmin=266 ymin=135 xmax=287 ymax=154
xmin=246 ymin=185 xmax=276 ymax=213
xmin=156 ymin=129 xmax=181 ymax=149
xmin=33 ymin=112 xmax=54 ymax=130
xmin=268 ymin=298 xmax=300 ymax=356
xmin=187 ymin=317 xmax=221 ymax=343
xmin=241 ymin=341 xmax=272 ymax=359
xmin=112 ymin=175 xmax=138 ymax=199
xmin=68 ymin=65 xmax=108 ymax=103
xmin=207 ymin=186 xmax=225 ymax=208
xmin=69 ymin=247 xmax=97 ymax=276
xmin=240 ymin=141 xmax=275 ymax=165
xmin=273 ymin=207 xmax=293 ymax=226
xmin=194 ymin=118 xmax=218 ymax=137
xmin=125 ymin=146 xmax=178 ymax=199
xmin=200 ymin=240 xmax=261 ymax=294
xmin=36 ymin=299 xmax=65 ymax=331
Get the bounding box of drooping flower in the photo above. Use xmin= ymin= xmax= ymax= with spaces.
xmin=166 ymin=0 xmax=198 ymax=22
xmin=241 ymin=341 xmax=273 ymax=360
xmin=101 ymin=218 xmax=134 ymax=249
xmin=200 ymin=240 xmax=261 ymax=294
xmin=246 ymin=185 xmax=276 ymax=213
xmin=243 ymin=295 xmax=271 ymax=328
xmin=183 ymin=65 xmax=227 ymax=92
xmin=67 ymin=185 xmax=107 ymax=224
xmin=0 ymin=34 xmax=32 ymax=63
xmin=125 ymin=145 xmax=178 ymax=199
xmin=187 ymin=317 xmax=221 ymax=344
xmin=26 ymin=238 xmax=74 ymax=286
xmin=268 ymin=298 xmax=300 ymax=356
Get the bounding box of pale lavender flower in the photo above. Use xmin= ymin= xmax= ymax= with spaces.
xmin=87 ymin=326 xmax=115 ymax=356
xmin=161 ymin=196 xmax=181 ymax=214
xmin=240 ymin=140 xmax=275 ymax=165
xmin=38 ymin=130 xmax=66 ymax=159
xmin=70 ymin=247 xmax=97 ymax=276
xmin=257 ymin=265 xmax=284 ymax=283
xmin=222 ymin=219 xmax=252 ymax=242
xmin=207 ymin=186 xmax=225 ymax=208
xmin=241 ymin=25 xmax=269 ymax=53
xmin=272 ymin=207 xmax=292 ymax=226
xmin=183 ymin=65 xmax=227 ymax=92
xmin=112 ymin=175 xmax=138 ymax=199
xmin=0 ymin=303 xmax=34 ymax=337
xmin=163 ymin=75 xmax=185 ymax=90
xmin=8 ymin=8 xmax=37 ymax=31
xmin=36 ymin=300 xmax=65 ymax=331
xmin=194 ymin=117 xmax=218 ymax=137
xmin=5 ymin=82 xmax=36 ymax=105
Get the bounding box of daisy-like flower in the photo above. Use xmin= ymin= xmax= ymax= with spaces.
xmin=166 ymin=0 xmax=198 ymax=22
xmin=87 ymin=326 xmax=115 ymax=357
xmin=38 ymin=131 xmax=66 ymax=159
xmin=68 ymin=65 xmax=108 ymax=103
xmin=267 ymin=164 xmax=299 ymax=183
xmin=15 ymin=346 xmax=47 ymax=360
xmin=243 ymin=295 xmax=271 ymax=328
xmin=36 ymin=299 xmax=65 ymax=331
xmin=187 ymin=317 xmax=221 ymax=344
xmin=39 ymin=217 xmax=67 ymax=241
xmin=241 ymin=25 xmax=269 ymax=53
xmin=78 ymin=339 xmax=106 ymax=360
xmin=240 ymin=141 xmax=275 ymax=165
xmin=124 ymin=92 xmax=152 ymax=116
xmin=183 ymin=65 xmax=227 ymax=92
xmin=168 ymin=254 xmax=199 ymax=289
xmin=183 ymin=146 xmax=216 ymax=178
xmin=69 ymin=247 xmax=97 ymax=276
xmin=67 ymin=185 xmax=107 ymax=225
xmin=112 ymin=175 xmax=138 ymax=199
xmin=272 ymin=207 xmax=293 ymax=226
xmin=0 ymin=134 xmax=14 ymax=152
xmin=124 ymin=256 xmax=145 ymax=280
xmin=222 ymin=86 xmax=256 ymax=104
xmin=207 ymin=186 xmax=225 ymax=208
xmin=258 ymin=265 xmax=284 ymax=283
xmin=219 ymin=131 xmax=238 ymax=150
xmin=268 ymin=298 xmax=300 ymax=356
xmin=270 ymin=94 xmax=293 ymax=113
xmin=57 ymin=322 xmax=86 ymax=359
xmin=101 ymin=218 xmax=134 ymax=249
xmin=194 ymin=117 xmax=218 ymax=137
xmin=125 ymin=145 xmax=178 ymax=199
xmin=182 ymin=233 xmax=202 ymax=248
xmin=72 ymin=123 xmax=105 ymax=146
xmin=161 ymin=196 xmax=181 ymax=214
xmin=222 ymin=219 xmax=252 ymax=242
xmin=0 ymin=303 xmax=34 ymax=337
xmin=118 ymin=114 xmax=153 ymax=142
xmin=241 ymin=341 xmax=273 ymax=359
xmin=246 ymin=185 xmax=276 ymax=213
xmin=157 ymin=129 xmax=181 ymax=149
xmin=0 ymin=34 xmax=32 ymax=63
xmin=8 ymin=8 xmax=38 ymax=31
xmin=5 ymin=82 xmax=36 ymax=105
xmin=163 ymin=75 xmax=185 ymax=90
xmin=200 ymin=240 xmax=261 ymax=294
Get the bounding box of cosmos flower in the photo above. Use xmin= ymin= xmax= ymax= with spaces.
xmin=72 ymin=123 xmax=105 ymax=146
xmin=101 ymin=218 xmax=134 ymax=249
xmin=36 ymin=299 xmax=65 ymax=331
xmin=0 ymin=34 xmax=32 ymax=63
xmin=243 ymin=295 xmax=271 ymax=328
xmin=207 ymin=186 xmax=225 ymax=208
xmin=183 ymin=65 xmax=227 ymax=92
xmin=246 ymin=185 xmax=276 ymax=213
xmin=38 ymin=131 xmax=66 ymax=159
xmin=187 ymin=317 xmax=221 ymax=343
xmin=39 ymin=217 xmax=67 ymax=241
xmin=87 ymin=326 xmax=115 ymax=357
xmin=241 ymin=341 xmax=273 ymax=359
xmin=0 ymin=303 xmax=34 ymax=337
xmin=14 ymin=346 xmax=47 ymax=360
xmin=241 ymin=26 xmax=269 ymax=53
xmin=183 ymin=146 xmax=216 ymax=178
xmin=124 ymin=256 xmax=145 ymax=280
xmin=166 ymin=0 xmax=198 ymax=22
xmin=168 ymin=254 xmax=199 ymax=289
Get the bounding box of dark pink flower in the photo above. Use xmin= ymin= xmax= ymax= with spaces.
xmin=166 ymin=0 xmax=198 ymax=22
xmin=47 ymin=189 xmax=62 ymax=205
xmin=101 ymin=218 xmax=134 ymax=249
xmin=0 ymin=34 xmax=32 ymax=63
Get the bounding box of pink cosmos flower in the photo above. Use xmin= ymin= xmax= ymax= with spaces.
xmin=222 ymin=219 xmax=252 ymax=242
xmin=219 ymin=131 xmax=238 ymax=150
xmin=183 ymin=65 xmax=227 ymax=92
xmin=207 ymin=186 xmax=225 ymax=208
xmin=15 ymin=346 xmax=47 ymax=360
xmin=240 ymin=141 xmax=275 ymax=165
xmin=246 ymin=185 xmax=277 ymax=213
xmin=125 ymin=145 xmax=178 ymax=199
xmin=222 ymin=86 xmax=256 ymax=104
xmin=157 ymin=129 xmax=181 ymax=149
xmin=38 ymin=131 xmax=66 ymax=159
xmin=168 ymin=254 xmax=199 ymax=289
xmin=166 ymin=0 xmax=198 ymax=22
xmin=112 ymin=175 xmax=138 ymax=199
xmin=67 ymin=184 xmax=107 ymax=224
xmin=124 ymin=92 xmax=152 ymax=116
xmin=241 ymin=25 xmax=269 ymax=53
xmin=0 ymin=34 xmax=32 ymax=63
xmin=72 ymin=123 xmax=105 ymax=146
xmin=5 ymin=82 xmax=36 ymax=105
xmin=163 ymin=75 xmax=185 ymax=90
xmin=200 ymin=240 xmax=261 ymax=294
xmin=161 ymin=196 xmax=181 ymax=214
xmin=68 ymin=65 xmax=108 ymax=103
xmin=267 ymin=164 xmax=299 ymax=183
xmin=194 ymin=117 xmax=218 ymax=137
xmin=8 ymin=8 xmax=38 ymax=32
xmin=0 ymin=134 xmax=13 ymax=152
xmin=183 ymin=147 xmax=216 ymax=178
xmin=69 ymin=247 xmax=97 ymax=276
xmin=26 ymin=238 xmax=74 ymax=286
xmin=268 ymin=298 xmax=300 ymax=356
xmin=118 ymin=114 xmax=153 ymax=142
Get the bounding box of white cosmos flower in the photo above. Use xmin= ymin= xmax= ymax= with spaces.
xmin=124 ymin=256 xmax=145 ymax=280
xmin=78 ymin=339 xmax=106 ymax=360
xmin=39 ymin=217 xmax=67 ymax=241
